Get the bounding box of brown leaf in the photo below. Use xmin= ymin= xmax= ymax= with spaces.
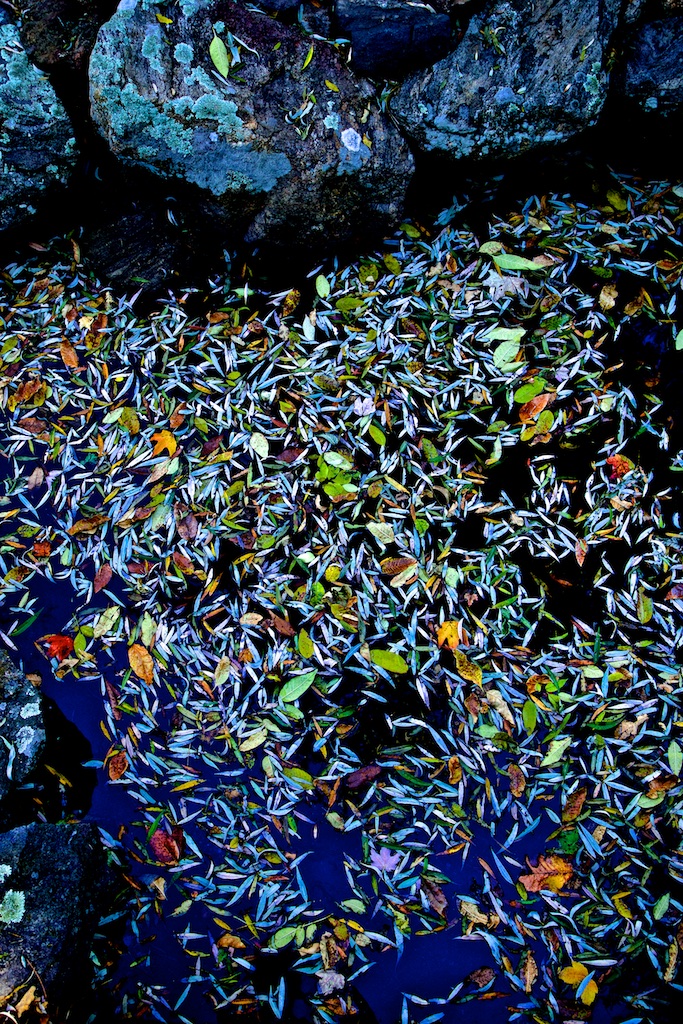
xmin=520 ymin=950 xmax=538 ymax=993
xmin=666 ymin=584 xmax=683 ymax=601
xmin=281 ymin=288 xmax=301 ymax=317
xmin=380 ymin=556 xmax=417 ymax=576
xmin=519 ymin=393 xmax=550 ymax=423
xmin=320 ymin=931 xmax=340 ymax=970
xmin=647 ymin=773 xmax=677 ymax=797
xmin=599 ymin=283 xmax=618 ymax=311
xmin=60 ymin=340 xmax=81 ymax=369
xmin=67 ymin=513 xmax=109 ymax=536
xmin=172 ymin=551 xmax=194 ymax=573
xmin=269 ymin=614 xmax=296 ymax=637
xmin=606 ymin=454 xmax=634 ymax=480
xmin=467 ymin=967 xmax=496 ymax=989
xmin=201 ymin=436 xmax=222 ymax=458
xmin=177 ymin=512 xmax=198 ymax=541
xmin=422 ymin=876 xmax=448 ymax=918
xmin=129 ymin=643 xmax=154 ymax=684
xmin=94 ymin=564 xmax=113 ymax=593
xmin=575 ymin=539 xmax=588 ymax=566
xmin=169 ymin=405 xmax=186 ymax=429
xmin=108 ymin=751 xmax=129 ymax=780
xmin=14 ymin=985 xmax=37 ymax=1017
xmin=26 ymin=466 xmax=45 ymax=489
xmin=562 ymin=786 xmax=587 ymax=822
xmin=508 ymin=763 xmax=526 ymax=797
xmin=18 ymin=416 xmax=48 ymax=434
xmin=519 ymin=855 xmax=573 ymax=893
xmin=346 ymin=765 xmax=381 ymax=789
xmin=277 ymin=447 xmax=305 ymax=463
xmin=31 ymin=540 xmax=51 ymax=559
xmin=105 ymin=679 xmax=122 ymax=721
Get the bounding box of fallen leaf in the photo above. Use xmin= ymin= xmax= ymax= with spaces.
xmin=519 ymin=855 xmax=573 ymax=893
xmin=519 ymin=393 xmax=550 ymax=423
xmin=380 ymin=556 xmax=417 ymax=576
xmin=520 ymin=949 xmax=538 ymax=993
xmin=14 ymin=985 xmax=37 ymax=1017
xmin=437 ymin=619 xmax=461 ymax=650
xmin=26 ymin=466 xmax=45 ymax=489
xmin=575 ymin=538 xmax=588 ymax=566
xmin=31 ymin=540 xmax=51 ymax=558
xmin=60 ymin=340 xmax=81 ymax=369
xmin=18 ymin=416 xmax=48 ymax=434
xmin=346 ymin=765 xmax=381 ymax=789
xmin=68 ymin=514 xmax=109 ymax=536
xmin=422 ymin=876 xmax=448 ymax=918
xmin=108 ymin=751 xmax=128 ymax=780
xmin=149 ymin=826 xmax=183 ymax=865
xmin=467 ymin=966 xmax=496 ymax=988
xmin=217 ymin=932 xmax=247 ymax=950
xmin=41 ymin=634 xmax=74 ymax=662
xmin=129 ymin=643 xmax=154 ymax=684
xmin=448 ymin=755 xmax=462 ymax=784
xmin=508 ymin=763 xmax=526 ymax=797
xmin=177 ymin=512 xmax=198 ymax=541
xmin=454 ymin=649 xmax=483 ymax=686
xmin=606 ymin=454 xmax=634 ymax=480
xmin=151 ymin=430 xmax=177 ymax=457
xmin=94 ymin=564 xmax=113 ymax=593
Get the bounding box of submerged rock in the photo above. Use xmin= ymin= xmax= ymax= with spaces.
xmin=89 ymin=0 xmax=413 ymax=253
xmin=335 ymin=0 xmax=454 ymax=78
xmin=392 ymin=0 xmax=621 ymax=162
xmin=0 ymin=11 xmax=77 ymax=231
xmin=0 ymin=651 xmax=45 ymax=805
xmin=620 ymin=16 xmax=683 ymax=118
xmin=0 ymin=822 xmax=113 ymax=1014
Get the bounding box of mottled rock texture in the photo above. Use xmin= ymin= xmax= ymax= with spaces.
xmin=392 ymin=0 xmax=622 ymax=161
xmin=0 ymin=651 xmax=45 ymax=804
xmin=335 ymin=0 xmax=454 ymax=78
xmin=15 ymin=0 xmax=112 ymax=72
xmin=89 ymin=0 xmax=413 ymax=252
xmin=0 ymin=822 xmax=113 ymax=1012
xmin=0 ymin=11 xmax=77 ymax=231
xmin=620 ymin=16 xmax=683 ymax=117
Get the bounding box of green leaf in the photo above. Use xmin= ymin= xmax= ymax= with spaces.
xmin=493 ymin=339 xmax=522 ymax=369
xmin=638 ymin=793 xmax=665 ymax=808
xmin=324 ymin=451 xmax=354 ymax=470
xmin=250 ymin=432 xmax=269 ymax=459
xmin=514 ymin=378 xmax=545 ymax=403
xmin=479 ymin=241 xmax=504 ymax=255
xmin=315 ymin=274 xmax=330 ymax=298
xmin=302 ymin=43 xmax=314 ymax=69
xmin=382 ymin=254 xmax=401 ymax=276
xmin=422 ymin=438 xmax=440 ymax=463
xmin=280 ymin=669 xmax=317 ymax=703
xmin=368 ymin=424 xmax=386 ymax=446
xmin=668 ymin=740 xmax=682 ymax=776
xmin=340 ymin=898 xmax=366 ymax=913
xmin=494 ymin=253 xmax=545 ymax=272
xmin=370 ymin=649 xmax=409 ymax=674
xmin=486 ymin=327 xmax=525 ymax=343
xmin=119 ymin=406 xmax=140 ymax=434
xmin=637 ymin=589 xmax=653 ymax=624
xmin=326 ymin=811 xmax=345 ymax=830
xmin=239 ymin=728 xmax=267 ymax=751
xmin=675 ymin=329 xmax=683 ymax=351
xmin=540 ymin=736 xmax=572 ymax=766
xmin=209 ymin=34 xmax=231 ymax=77
xmin=654 ymin=892 xmax=670 ymax=920
xmin=400 ymin=222 xmax=421 ymax=238
xmin=367 ymin=522 xmax=395 ymax=545
xmin=298 ymin=629 xmax=314 ymax=659
xmin=335 ymin=295 xmax=365 ymax=313
xmin=272 ymin=926 xmax=298 ymax=948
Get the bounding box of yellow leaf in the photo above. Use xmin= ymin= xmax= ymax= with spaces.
xmin=129 ymin=643 xmax=154 ymax=684
xmin=580 ymin=980 xmax=599 ymax=1006
xmin=151 ymin=430 xmax=177 ymax=457
xmin=454 ymin=649 xmax=482 ymax=686
xmin=559 ymin=961 xmax=588 ymax=986
xmin=436 ymin=619 xmax=460 ymax=650
xmin=156 ymin=13 xmax=173 ymax=23
xmin=519 ymin=854 xmax=573 ymax=893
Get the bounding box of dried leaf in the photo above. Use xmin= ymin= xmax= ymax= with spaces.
xmin=151 ymin=430 xmax=177 ymax=457
xmin=519 ymin=855 xmax=573 ymax=893
xmin=508 ymin=763 xmax=526 ymax=797
xmin=562 ymin=786 xmax=587 ymax=822
xmin=68 ymin=513 xmax=109 ymax=536
xmin=94 ymin=563 xmax=113 ymax=593
xmin=41 ymin=634 xmax=74 ymax=662
xmin=437 ymin=619 xmax=460 ymax=650
xmin=519 ymin=393 xmax=550 ymax=423
xmin=520 ymin=950 xmax=538 ymax=993
xmin=422 ymin=876 xmax=448 ymax=918
xmin=108 ymin=751 xmax=128 ymax=780
xmin=346 ymin=765 xmax=381 ymax=789
xmin=129 ymin=643 xmax=154 ymax=684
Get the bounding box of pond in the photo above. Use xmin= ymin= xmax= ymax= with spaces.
xmin=2 ymin=170 xmax=683 ymax=1024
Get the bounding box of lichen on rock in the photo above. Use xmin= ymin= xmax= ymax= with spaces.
xmin=0 ymin=651 xmax=45 ymax=804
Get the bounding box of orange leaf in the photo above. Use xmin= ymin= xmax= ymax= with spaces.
xmin=575 ymin=538 xmax=588 ymax=566
xmin=151 ymin=430 xmax=177 ymax=457
xmin=606 ymin=454 xmax=634 ymax=480
xmin=42 ymin=634 xmax=74 ymax=662
xmin=67 ymin=513 xmax=109 ymax=536
xmin=519 ymin=854 xmax=573 ymax=893
xmin=108 ymin=751 xmax=129 ymax=780
xmin=436 ymin=619 xmax=460 ymax=650
xmin=217 ymin=931 xmax=247 ymax=950
xmin=32 ymin=540 xmax=52 ymax=559
xmin=508 ymin=763 xmax=526 ymax=797
xmin=562 ymin=786 xmax=587 ymax=822
xmin=60 ymin=340 xmax=81 ymax=369
xmin=519 ymin=393 xmax=550 ymax=423
xmin=129 ymin=643 xmax=154 ymax=684
xmin=94 ymin=563 xmax=113 ymax=593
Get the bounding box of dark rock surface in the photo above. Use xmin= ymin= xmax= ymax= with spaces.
xmin=335 ymin=0 xmax=454 ymax=78
xmin=15 ymin=0 xmax=113 ymax=72
xmin=0 ymin=651 xmax=45 ymax=805
xmin=620 ymin=16 xmax=683 ymax=118
xmin=0 ymin=821 xmax=113 ymax=1014
xmin=392 ymin=0 xmax=622 ymax=161
xmin=0 ymin=10 xmax=77 ymax=231
xmin=89 ymin=0 xmax=414 ymax=253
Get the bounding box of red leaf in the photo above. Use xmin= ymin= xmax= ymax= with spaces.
xmin=149 ymin=825 xmax=184 ymax=865
xmin=606 ymin=454 xmax=634 ymax=480
xmin=31 ymin=541 xmax=52 ymax=559
xmin=42 ymin=634 xmax=74 ymax=662
xmin=94 ymin=564 xmax=113 ymax=593
xmin=277 ymin=447 xmax=305 ymax=464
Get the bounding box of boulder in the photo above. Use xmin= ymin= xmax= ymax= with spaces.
xmin=0 ymin=822 xmax=113 ymax=1015
xmin=0 ymin=11 xmax=77 ymax=232
xmin=0 ymin=651 xmax=45 ymax=805
xmin=391 ymin=0 xmax=621 ymax=162
xmin=620 ymin=17 xmax=683 ymax=118
xmin=335 ymin=0 xmax=454 ymax=78
xmin=89 ymin=0 xmax=414 ymax=253
xmin=15 ymin=0 xmax=110 ymax=73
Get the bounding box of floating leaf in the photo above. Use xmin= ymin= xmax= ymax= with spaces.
xmin=68 ymin=514 xmax=109 ymax=536
xmin=436 ymin=620 xmax=460 ymax=650
xmin=151 ymin=430 xmax=177 ymax=457
xmin=668 ymin=741 xmax=683 ymax=777
xmin=519 ymin=855 xmax=573 ymax=893
xmin=108 ymin=751 xmax=128 ymax=780
xmin=494 ymin=253 xmax=545 ymax=272
xmin=250 ymin=432 xmax=269 ymax=459
xmin=129 ymin=643 xmax=154 ymax=685
xmin=540 ymin=736 xmax=572 ymax=766
xmin=637 ymin=588 xmax=653 ymax=624
xmin=367 ymin=522 xmax=395 ymax=545
xmin=562 ymin=786 xmax=587 ymax=822
xmin=315 ymin=274 xmax=330 ymax=298
xmin=493 ymin=339 xmax=522 ymax=368
xmin=280 ymin=669 xmax=317 ymax=702
xmin=93 ymin=563 xmax=113 ymax=593
xmin=454 ymin=650 xmax=482 ymax=686
xmin=370 ymin=649 xmax=409 ymax=674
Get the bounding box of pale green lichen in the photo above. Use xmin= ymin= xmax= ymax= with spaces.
xmin=0 ymin=889 xmax=25 ymax=924
xmin=0 ymin=865 xmax=11 ymax=884
xmin=174 ymin=42 xmax=194 ymax=65
xmin=142 ymin=28 xmax=165 ymax=75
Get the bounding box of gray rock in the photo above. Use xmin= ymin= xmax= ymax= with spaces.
xmin=620 ymin=16 xmax=683 ymax=117
xmin=335 ymin=0 xmax=454 ymax=78
xmin=0 ymin=822 xmax=113 ymax=1012
xmin=392 ymin=0 xmax=621 ymax=162
xmin=89 ymin=0 xmax=413 ymax=252
xmin=0 ymin=12 xmax=77 ymax=232
xmin=0 ymin=651 xmax=45 ymax=804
